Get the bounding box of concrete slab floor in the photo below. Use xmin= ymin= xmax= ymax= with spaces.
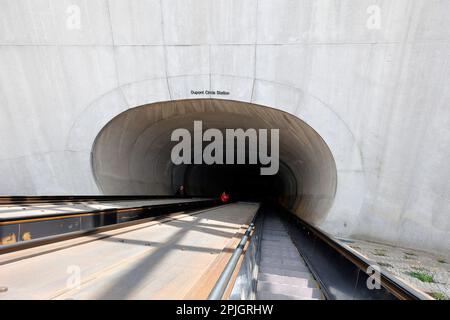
xmin=338 ymin=238 xmax=450 ymax=300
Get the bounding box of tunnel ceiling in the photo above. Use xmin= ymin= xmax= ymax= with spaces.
xmin=91 ymin=99 xmax=337 ymax=225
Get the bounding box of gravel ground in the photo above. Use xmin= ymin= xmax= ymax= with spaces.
xmin=337 ymin=238 xmax=450 ymax=300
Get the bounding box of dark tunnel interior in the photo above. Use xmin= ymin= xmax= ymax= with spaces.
xmin=91 ymin=99 xmax=337 ymax=225
xmin=183 ymin=163 xmax=290 ymax=202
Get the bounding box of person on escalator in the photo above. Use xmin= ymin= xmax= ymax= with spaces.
xmin=175 ymin=185 xmax=185 ymax=197
xmin=220 ymin=191 xmax=230 ymax=203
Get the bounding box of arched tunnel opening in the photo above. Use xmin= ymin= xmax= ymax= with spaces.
xmin=91 ymin=99 xmax=337 ymax=225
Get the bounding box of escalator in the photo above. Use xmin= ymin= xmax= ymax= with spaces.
xmin=213 ymin=204 xmax=430 ymax=300
xmin=256 ymin=212 xmax=324 ymax=300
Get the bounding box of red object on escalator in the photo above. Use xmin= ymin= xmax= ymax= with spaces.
xmin=220 ymin=192 xmax=230 ymax=203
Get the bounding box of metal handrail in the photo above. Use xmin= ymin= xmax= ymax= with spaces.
xmin=208 ymin=221 xmax=256 ymax=300
xmin=0 ymin=195 xmax=201 ymax=205
xmin=0 ymin=198 xmax=214 ymax=223
xmin=291 ymin=215 xmax=432 ymax=300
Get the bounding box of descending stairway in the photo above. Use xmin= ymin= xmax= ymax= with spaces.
xmin=256 ymin=213 xmax=324 ymax=300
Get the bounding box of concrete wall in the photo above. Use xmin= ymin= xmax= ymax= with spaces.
xmin=0 ymin=0 xmax=449 ymax=253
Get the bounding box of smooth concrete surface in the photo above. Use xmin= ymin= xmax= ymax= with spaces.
xmin=0 ymin=1 xmax=449 ymax=253
xmin=0 ymin=203 xmax=259 ymax=299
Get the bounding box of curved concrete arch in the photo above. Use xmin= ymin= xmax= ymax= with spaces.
xmin=66 ymin=77 xmax=365 ymax=236
xmin=91 ymin=99 xmax=340 ymax=226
